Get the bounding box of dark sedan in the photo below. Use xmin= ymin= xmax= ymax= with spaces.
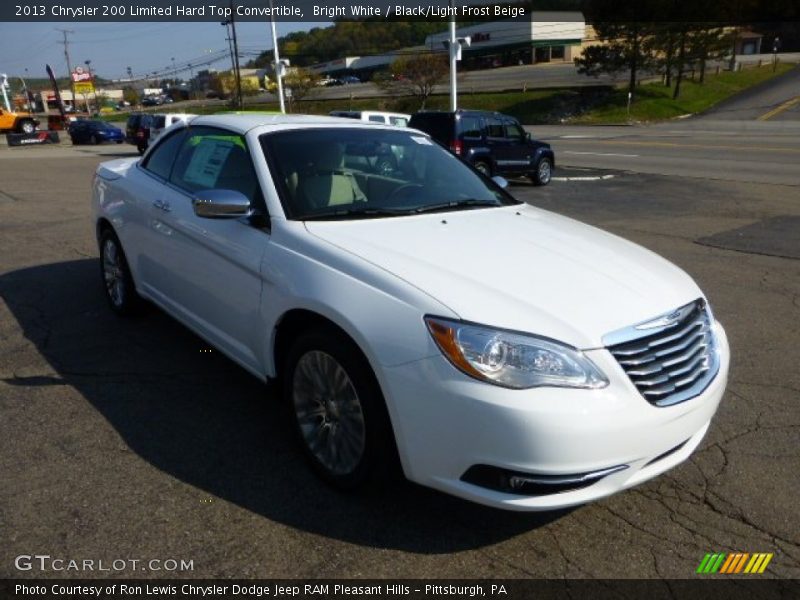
xmin=69 ymin=120 xmax=125 ymax=145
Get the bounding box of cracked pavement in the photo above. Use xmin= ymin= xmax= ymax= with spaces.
xmin=0 ymin=142 xmax=798 ymax=580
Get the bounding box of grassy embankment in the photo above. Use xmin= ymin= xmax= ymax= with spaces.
xmin=570 ymin=62 xmax=794 ymax=123
xmin=107 ymin=62 xmax=794 ymax=125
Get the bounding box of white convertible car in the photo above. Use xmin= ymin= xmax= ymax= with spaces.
xmin=92 ymin=114 xmax=729 ymax=510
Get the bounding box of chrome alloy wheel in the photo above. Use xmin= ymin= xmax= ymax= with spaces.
xmin=292 ymin=351 xmax=366 ymax=475
xmin=538 ymin=159 xmax=552 ymax=184
xmin=102 ymin=238 xmax=125 ymax=308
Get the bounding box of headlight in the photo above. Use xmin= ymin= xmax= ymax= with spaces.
xmin=425 ymin=316 xmax=608 ymax=390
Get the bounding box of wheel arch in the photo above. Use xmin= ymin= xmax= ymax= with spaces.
xmin=96 ymin=217 xmax=114 ymax=242
xmin=272 ymin=308 xmax=370 ymax=383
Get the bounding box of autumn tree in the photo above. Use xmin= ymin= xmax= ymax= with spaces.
xmin=376 ymin=54 xmax=448 ymax=110
xmin=283 ymin=67 xmax=320 ymax=108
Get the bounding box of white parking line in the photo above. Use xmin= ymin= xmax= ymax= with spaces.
xmin=552 ymin=174 xmax=616 ymax=182
xmin=564 ymin=151 xmax=639 ymax=157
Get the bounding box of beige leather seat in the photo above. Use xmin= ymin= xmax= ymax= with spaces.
xmin=297 ymin=143 xmax=367 ymax=210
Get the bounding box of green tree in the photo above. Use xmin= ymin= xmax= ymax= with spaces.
xmin=575 ymin=22 xmax=657 ymax=98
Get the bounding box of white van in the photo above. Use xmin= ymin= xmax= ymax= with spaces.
xmin=148 ymin=113 xmax=197 ymax=146
xmin=329 ymin=111 xmax=411 ymax=127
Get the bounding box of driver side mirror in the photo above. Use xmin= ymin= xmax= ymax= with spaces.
xmin=192 ymin=189 xmax=252 ymax=219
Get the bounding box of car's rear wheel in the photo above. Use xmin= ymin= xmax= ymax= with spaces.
xmin=91 ymin=134 xmax=100 ymax=145
xmin=473 ymin=161 xmax=492 ymax=177
xmin=284 ymin=329 xmax=394 ymax=489
xmin=531 ymin=157 xmax=553 ymax=186
xmin=99 ymin=229 xmax=142 ymax=316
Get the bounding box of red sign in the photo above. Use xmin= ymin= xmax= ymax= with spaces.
xmin=71 ymin=67 xmax=92 ymax=83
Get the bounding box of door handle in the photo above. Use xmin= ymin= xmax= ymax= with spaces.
xmin=152 ymin=199 xmax=171 ymax=212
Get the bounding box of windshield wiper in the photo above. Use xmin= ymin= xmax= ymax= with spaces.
xmin=302 ymin=207 xmax=408 ymax=221
xmin=411 ymin=199 xmax=501 ymax=214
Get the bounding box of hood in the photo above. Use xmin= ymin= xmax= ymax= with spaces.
xmin=304 ymin=205 xmax=702 ymax=348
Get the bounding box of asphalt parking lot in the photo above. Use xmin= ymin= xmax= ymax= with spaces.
xmin=1 ymin=138 xmax=798 ymax=580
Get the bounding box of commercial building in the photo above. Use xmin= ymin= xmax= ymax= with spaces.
xmin=308 ymin=13 xmax=586 ymax=79
xmin=425 ymin=12 xmax=586 ymax=68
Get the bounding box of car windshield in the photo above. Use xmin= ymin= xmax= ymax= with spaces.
xmin=261 ymin=128 xmax=519 ymax=220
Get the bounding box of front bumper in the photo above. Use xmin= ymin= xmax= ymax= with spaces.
xmin=379 ymin=322 xmax=729 ymax=511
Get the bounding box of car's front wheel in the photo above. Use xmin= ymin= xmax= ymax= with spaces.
xmin=17 ymin=119 xmax=35 ymax=134
xmin=284 ymin=329 xmax=393 ymax=489
xmin=531 ymin=157 xmax=553 ymax=186
xmin=99 ymin=229 xmax=142 ymax=316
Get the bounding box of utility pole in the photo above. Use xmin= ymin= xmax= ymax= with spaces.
xmin=221 ymin=20 xmax=237 ymax=80
xmin=229 ymin=0 xmax=243 ymax=109
xmin=57 ymin=28 xmax=75 ymax=112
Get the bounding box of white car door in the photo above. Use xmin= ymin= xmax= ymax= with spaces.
xmin=144 ymin=126 xmax=270 ymax=375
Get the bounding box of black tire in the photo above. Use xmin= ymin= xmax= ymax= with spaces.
xmin=70 ymin=137 xmax=80 ymax=145
xmin=17 ymin=119 xmax=35 ymax=134
xmin=91 ymin=134 xmax=100 ymax=145
xmin=137 ymin=144 xmax=146 ymax=155
xmin=283 ymin=328 xmax=396 ymax=489
xmin=531 ymin=157 xmax=553 ymax=186
xmin=473 ymin=160 xmax=492 ymax=177
xmin=98 ymin=228 xmax=143 ymax=316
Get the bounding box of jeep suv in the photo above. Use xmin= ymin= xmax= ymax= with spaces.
xmin=125 ymin=113 xmax=153 ymax=155
xmin=409 ymin=110 xmax=554 ymax=185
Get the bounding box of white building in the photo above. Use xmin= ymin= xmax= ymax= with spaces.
xmin=308 ymin=13 xmax=586 ymax=78
xmin=425 ymin=13 xmax=586 ymax=67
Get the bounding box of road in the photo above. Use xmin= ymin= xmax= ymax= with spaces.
xmin=529 ymin=67 xmax=800 ymax=187
xmin=702 ymin=64 xmax=800 ymax=121
xmin=236 ymin=63 xmax=620 ymax=106
xmin=531 ymin=120 xmax=800 ymax=186
xmin=0 ymin=130 xmax=798 ymax=581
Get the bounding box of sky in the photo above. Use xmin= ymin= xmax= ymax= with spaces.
xmin=0 ymin=21 xmax=328 ymax=83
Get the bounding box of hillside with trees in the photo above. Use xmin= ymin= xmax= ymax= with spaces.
xmin=246 ymin=22 xmax=452 ymax=68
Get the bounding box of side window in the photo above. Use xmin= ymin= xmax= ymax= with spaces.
xmin=486 ymin=117 xmax=504 ymax=138
xmin=169 ymin=126 xmax=261 ymax=204
xmin=504 ymin=122 xmax=525 ymax=141
xmin=141 ymin=129 xmax=187 ymax=180
xmin=368 ymin=115 xmax=385 ymax=123
xmin=459 ymin=116 xmax=483 ymax=138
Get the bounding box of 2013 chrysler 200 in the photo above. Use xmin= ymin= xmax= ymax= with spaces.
xmin=92 ymin=115 xmax=729 ymax=510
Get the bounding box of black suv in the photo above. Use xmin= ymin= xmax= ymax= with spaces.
xmin=408 ymin=110 xmax=554 ymax=185
xmin=125 ymin=113 xmax=153 ymax=155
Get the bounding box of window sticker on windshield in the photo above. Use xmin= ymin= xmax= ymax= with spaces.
xmin=411 ymin=136 xmax=433 ymax=145
xmin=182 ymin=138 xmax=234 ymax=188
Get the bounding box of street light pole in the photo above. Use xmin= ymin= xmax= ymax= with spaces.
xmin=448 ymin=2 xmax=457 ymax=111
xmin=85 ymin=59 xmax=96 ymax=113
xmin=269 ymin=0 xmax=285 ymax=113
xmin=229 ymin=0 xmax=243 ymax=109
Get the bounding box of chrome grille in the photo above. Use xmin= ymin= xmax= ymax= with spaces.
xmin=605 ymin=299 xmax=719 ymax=407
